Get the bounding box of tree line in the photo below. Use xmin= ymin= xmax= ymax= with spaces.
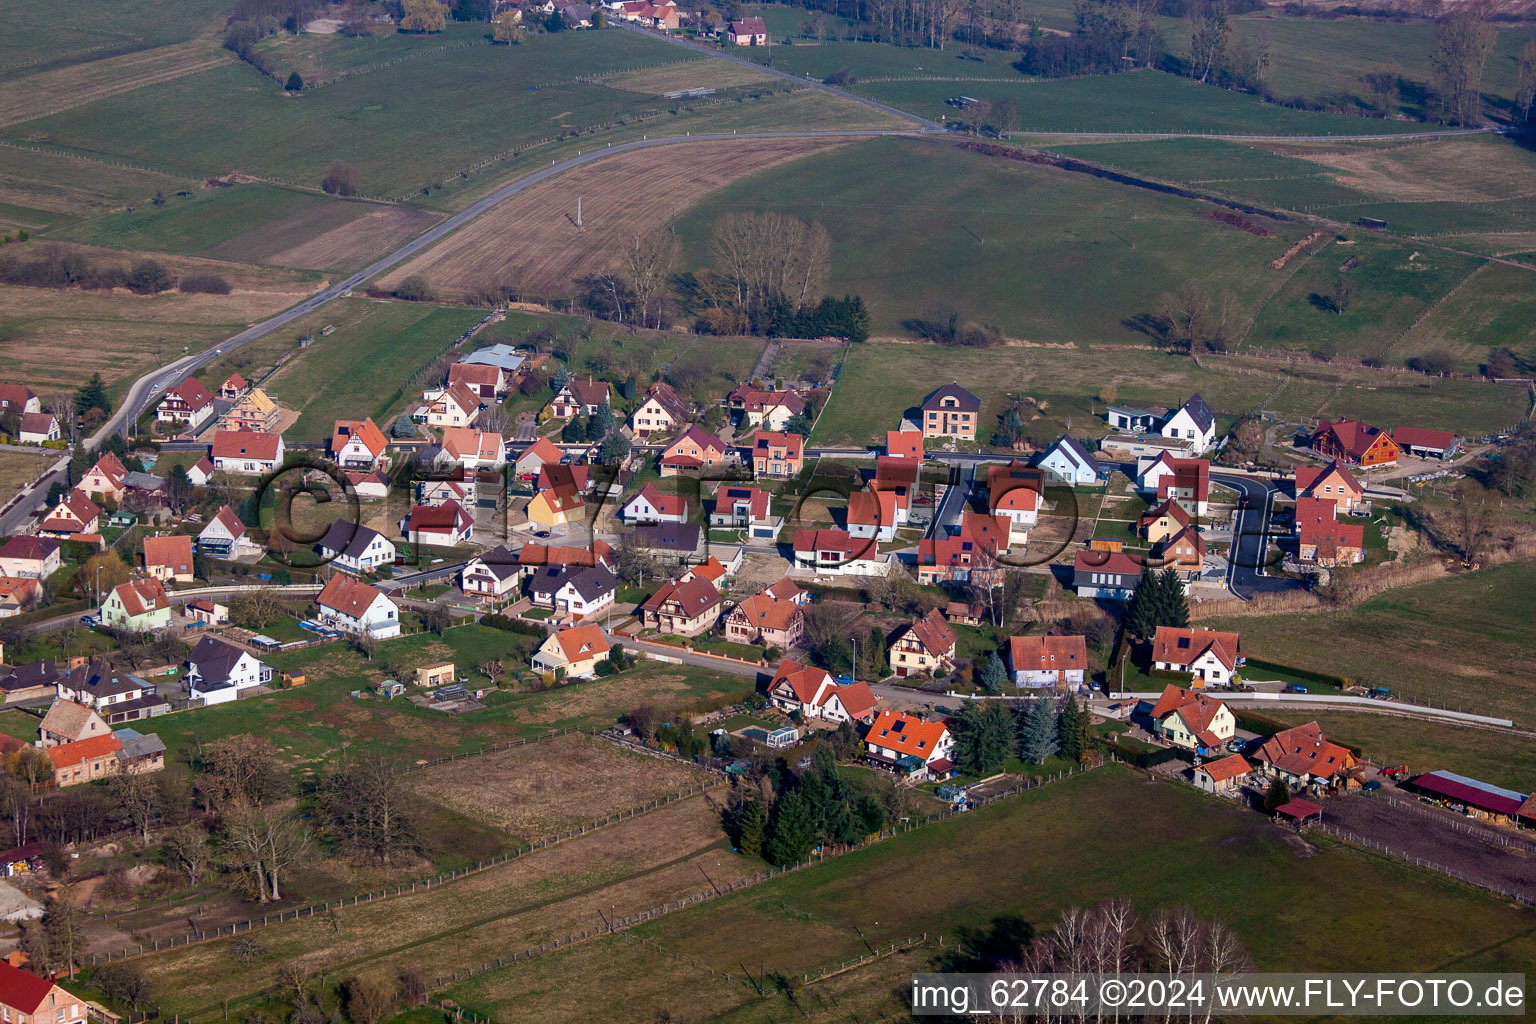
xmin=0 ymin=245 xmax=228 ymax=296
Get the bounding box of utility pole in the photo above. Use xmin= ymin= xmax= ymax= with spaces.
xmin=576 ymin=196 xmax=583 ymax=230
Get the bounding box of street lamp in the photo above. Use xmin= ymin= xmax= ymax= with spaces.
xmin=94 ymin=566 xmax=104 ymax=609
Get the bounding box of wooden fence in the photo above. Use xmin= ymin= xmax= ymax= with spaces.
xmin=1306 ymin=821 xmax=1536 ymax=907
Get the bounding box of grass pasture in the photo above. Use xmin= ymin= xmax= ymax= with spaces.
xmin=670 ymin=136 xmax=1310 ymax=344
xmin=855 ymin=69 xmax=1433 ymax=135
xmin=0 ymin=38 xmax=234 ymax=127
xmin=1210 ymin=559 xmax=1536 ymax=726
xmin=0 ymin=0 xmax=230 ymax=78
xmin=377 ymin=137 xmax=853 ymax=299
xmin=448 ymin=766 xmax=1536 ymax=1022
xmin=745 ymin=38 xmax=1022 ymax=80
xmin=811 ymin=342 xmax=1528 ymax=447
xmin=409 ymin=732 xmax=710 ymax=841
xmin=0 ymin=450 xmax=54 ymax=505
xmin=257 ymin=298 xmax=483 ymax=439
xmin=596 ymin=57 xmax=778 ymax=95
xmin=1404 ymin=262 xmax=1536 ymax=368
xmin=0 ymin=145 xmax=199 ymax=222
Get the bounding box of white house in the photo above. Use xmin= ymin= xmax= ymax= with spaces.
xmin=18 ymin=413 xmax=60 ymax=444
xmin=156 ymin=378 xmax=215 ymax=431
xmin=401 ymin=500 xmax=474 ymax=547
xmin=1151 ymin=626 xmax=1242 ymax=686
xmin=460 ymin=544 xmax=524 ymax=605
xmin=330 ymin=418 xmax=388 ymax=471
xmin=1158 ymin=394 xmax=1217 ymax=454
xmin=315 ymin=522 xmax=396 ymax=574
xmin=766 ymin=660 xmax=835 ymax=716
xmin=1008 ymin=634 xmax=1088 ymax=688
xmin=622 ymin=484 xmax=689 ymax=524
xmin=846 ymin=490 xmax=897 ymax=542
xmin=211 ymin=430 xmax=285 ymax=475
xmin=198 ymin=505 xmax=261 ymax=560
xmin=316 ymin=575 xmax=400 ymax=639
xmin=1037 ymin=436 xmax=1101 ymax=487
xmin=186 ymin=636 xmax=271 ymax=706
xmin=424 ymin=382 xmax=481 ymax=429
xmin=527 ymin=564 xmax=617 ymax=619
xmin=863 ymin=710 xmax=955 ymax=780
xmin=438 ymin=427 xmax=506 ymax=471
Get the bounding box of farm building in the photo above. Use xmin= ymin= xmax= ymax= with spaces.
xmin=1404 ymin=771 xmax=1534 ymax=828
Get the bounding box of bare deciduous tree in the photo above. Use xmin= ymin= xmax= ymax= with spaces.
xmin=318 ymin=753 xmax=419 ymax=866
xmin=221 ymin=799 xmax=312 ymax=902
xmin=162 ymin=823 xmax=211 ymax=886
xmin=622 ymin=230 xmax=680 ymax=330
xmin=1431 ymin=3 xmax=1495 ymax=126
xmin=710 ymin=212 xmax=831 ymax=308
xmin=201 ymin=735 xmax=287 ymax=809
xmin=109 ymin=770 xmax=161 ymax=842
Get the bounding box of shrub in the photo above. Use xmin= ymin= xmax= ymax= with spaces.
xmin=393 ymin=275 xmax=434 ymax=302
xmin=179 ymin=273 xmax=231 ymax=294
xmin=285 ymin=72 xmax=303 ymax=92
xmin=321 ymin=160 xmax=361 ymax=196
xmin=126 ymin=259 xmax=175 ymax=295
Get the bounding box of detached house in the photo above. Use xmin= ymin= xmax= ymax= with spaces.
xmin=211 ymin=430 xmax=285 ymax=475
xmin=425 ymin=382 xmax=481 ymax=429
xmin=638 ymin=576 xmax=721 ymax=636
xmin=1148 ymin=684 xmax=1235 ymax=754
xmin=532 ymin=624 xmax=610 ymax=679
xmin=402 ymin=500 xmax=474 ymax=547
xmin=1008 ymin=634 xmax=1088 ymax=688
xmin=846 ymin=489 xmax=898 ymax=542
xmin=549 ymin=378 xmax=610 ymax=419
xmin=186 ymin=636 xmax=272 ymax=705
xmin=0 ymin=536 xmax=60 ymax=579
xmin=447 ymin=362 xmax=504 ymax=402
xmin=752 ymin=431 xmax=804 ymax=479
xmin=888 ymin=609 xmax=957 ymax=678
xmin=1138 ymin=498 xmax=1190 ymax=545
xmin=100 ymin=578 xmax=172 ymax=632
xmin=527 ymin=479 xmax=585 ymax=532
xmin=1310 ymin=417 xmax=1399 ymax=468
xmin=885 ymin=430 xmax=923 ymax=460
xmin=225 ymin=387 xmax=280 ymax=433
xmin=1151 ymin=626 xmax=1243 ymax=686
xmin=0 ymin=384 xmax=39 ymax=416
xmin=986 ymin=460 xmax=1041 ymax=544
xmin=660 ymin=426 xmax=729 ymax=476
xmin=0 ymin=955 xmax=88 ymax=1024
xmin=711 ymin=485 xmax=775 ymax=538
xmin=864 ymin=710 xmax=955 ymax=780
xmin=199 ymin=505 xmax=261 ymax=560
xmin=1159 ymin=394 xmax=1217 ymax=454
xmin=219 ymin=373 xmax=247 ymax=401
xmin=527 ymin=564 xmax=617 ymax=619
xmin=1136 ymin=453 xmax=1210 ymax=518
xmin=79 ymin=453 xmax=128 ymax=503
xmin=460 ymin=544 xmax=524 ymax=605
xmin=1072 ymin=549 xmax=1145 ymax=600
xmin=39 ymin=700 xmax=111 ymax=748
xmin=142 ymin=534 xmax=195 ymax=582
xmin=46 ymin=733 xmax=123 ymax=788
xmin=724 ymin=593 xmax=804 ymax=648
xmin=873 ymin=456 xmax=918 ymax=526
xmin=1193 ymin=753 xmax=1252 ymax=795
xmin=1295 ymin=461 xmax=1363 ymax=512
xmin=38 ymin=491 xmax=100 ymax=540
xmin=438 ymin=426 xmax=506 ymax=471
xmin=1037 ymin=436 xmax=1101 ymax=486
xmin=331 ymin=417 xmax=389 ymax=471
xmin=156 ymin=377 xmax=215 ymax=431
xmin=630 ymin=381 xmax=688 ymax=438
xmin=316 ymin=575 xmax=400 ymax=639
xmin=18 ymin=413 xmax=59 ymax=444
xmin=791 ymin=528 xmax=891 ymax=577
xmin=1157 ymin=526 xmax=1206 ymax=580
xmin=920 ymin=383 xmax=979 ymax=440
xmin=623 ymin=484 xmax=689 ymax=524
xmin=727 ymin=15 xmax=767 ymax=43
xmin=727 ymin=384 xmax=805 ymax=431
xmin=315 ymin=521 xmax=396 ymax=574
xmin=1254 ymin=721 xmax=1357 ymax=789
xmin=0 ymin=578 xmax=40 ymax=618
xmin=1295 ymin=497 xmax=1365 ymax=567
xmin=767 ymin=660 xmax=833 ymax=715
xmin=187 ymin=455 xmax=215 ymax=487
xmin=514 ymin=437 xmax=564 ymax=480
xmin=455 ymin=343 xmax=525 ymax=391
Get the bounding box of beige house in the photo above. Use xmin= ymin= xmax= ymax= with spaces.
xmin=887 ymin=609 xmax=957 ymax=678
xmin=637 ymin=577 xmax=721 ymax=637
xmin=531 ymin=625 xmax=610 ymax=679
xmin=414 ymin=662 xmax=455 ymax=687
xmin=724 ymin=594 xmax=804 ymax=648
xmin=1148 ymin=685 xmax=1235 ymax=754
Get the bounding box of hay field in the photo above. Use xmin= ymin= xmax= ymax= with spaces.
xmin=1260 ymin=135 xmax=1536 ymax=204
xmin=0 ymin=451 xmax=52 ymax=504
xmin=410 ymin=733 xmax=711 ymax=840
xmin=263 ymin=205 xmax=443 ymax=270
xmin=0 ymin=39 xmax=234 ymax=126
xmin=377 ymin=137 xmax=852 ymax=298
xmin=0 ymin=249 xmax=319 ymax=393
xmin=596 ymin=57 xmax=778 ymax=95
xmin=0 ymin=145 xmax=197 ymax=218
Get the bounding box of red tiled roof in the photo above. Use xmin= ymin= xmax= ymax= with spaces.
xmin=332 ymin=417 xmax=387 ymax=458
xmin=1073 ymin=549 xmax=1144 ymax=576
xmin=847 ymin=489 xmax=896 ymax=528
xmin=0 ymin=960 xmax=60 ymax=1014
xmin=1312 ymin=418 xmax=1397 ymax=461
xmin=867 ymin=709 xmax=949 ymax=758
xmin=1392 ymin=425 xmax=1456 ymax=451
xmin=1255 ymin=722 xmax=1356 ymax=781
xmin=769 ymin=660 xmax=831 ymax=705
xmin=1008 ymin=634 xmax=1086 ymax=673
xmin=729 ymin=594 xmax=801 ymax=633
xmin=165 ymin=376 xmax=213 ymax=410
xmin=1149 ymin=685 xmax=1229 ymax=744
xmin=517 ymin=437 xmax=563 ymax=468
xmin=552 ymin=624 xmax=609 ymax=662
xmin=45 ymin=733 xmax=122 ymax=771
xmin=823 ymin=680 xmax=877 ymax=719
xmin=1199 ymin=753 xmax=1251 ymax=783
xmin=143 ymin=534 xmax=194 ymax=572
xmin=886 ymin=430 xmax=923 ymax=459
xmin=753 ymin=431 xmax=804 ymax=458
xmin=318 ymin=575 xmax=388 ymax=617
xmin=630 ymin=483 xmax=687 ymax=518
xmin=212 ymin=429 xmax=281 ymax=461
xmin=1152 ymin=627 xmax=1240 ymax=672
xmin=110 ymin=578 xmax=168 ymax=617
xmin=1295 ymin=461 xmax=1362 ymax=501
xmin=903 ymin=608 xmax=957 ymax=657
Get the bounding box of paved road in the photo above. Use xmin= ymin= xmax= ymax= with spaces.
xmin=1005 ymin=127 xmax=1501 ymax=142
xmin=1212 ymin=472 xmax=1303 ymax=601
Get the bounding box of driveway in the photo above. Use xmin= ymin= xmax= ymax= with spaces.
xmin=1211 ymin=472 xmax=1306 ymax=601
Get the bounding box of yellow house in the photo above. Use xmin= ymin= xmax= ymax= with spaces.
xmin=887 ymin=609 xmax=957 ymax=678
xmin=1138 ymin=498 xmax=1191 ymax=545
xmin=414 ymin=662 xmax=455 ymax=687
xmin=527 ymin=484 xmax=585 ymax=531
xmin=531 ymin=625 xmax=610 ymax=679
xmin=1149 ymin=685 xmax=1235 ymax=754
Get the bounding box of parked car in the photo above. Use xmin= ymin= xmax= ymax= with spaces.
xmin=1286 ymin=684 xmax=1309 ymax=694
xmin=1225 ymin=737 xmax=1246 ymax=753
xmin=79 ymin=615 xmax=99 ymax=627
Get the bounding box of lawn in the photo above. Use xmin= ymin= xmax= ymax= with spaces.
xmin=1209 ymin=559 xmax=1536 ymax=727
xmin=142 ymin=630 xmax=752 ymax=772
xmin=258 ymin=298 xmax=484 ymax=440
xmin=855 ymin=69 xmax=1435 ymax=135
xmin=743 ymin=38 xmax=1022 ymax=80
xmin=446 ymin=766 xmax=1536 ymax=1022
xmin=671 ymin=136 xmax=1310 ymax=345
xmin=0 ymin=0 xmax=230 ymax=76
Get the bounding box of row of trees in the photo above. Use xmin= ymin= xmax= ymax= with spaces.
xmin=0 ymin=245 xmax=226 ymax=296
xmin=948 ymin=693 xmax=1092 ymax=776
xmin=1123 ymin=566 xmax=1192 ymax=640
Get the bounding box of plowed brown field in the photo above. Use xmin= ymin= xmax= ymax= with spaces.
xmin=375 ymin=137 xmax=850 ymax=298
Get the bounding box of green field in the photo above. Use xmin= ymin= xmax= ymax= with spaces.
xmin=5 ymin=32 xmax=711 ymax=199
xmin=744 ymin=37 xmax=1022 ymax=80
xmin=0 ymin=0 xmax=229 ymax=78
xmin=1405 ymin=262 xmax=1536 ymax=369
xmin=809 ymin=334 xmax=1528 ymax=448
xmin=446 ymin=766 xmax=1536 ymax=1022
xmin=855 ymin=69 xmax=1435 ymax=135
xmin=143 ymin=624 xmax=752 ymax=770
xmin=672 ymin=136 xmax=1310 ymax=344
xmin=1210 ymin=559 xmax=1536 ymax=727
xmin=260 ymin=299 xmax=484 ymax=440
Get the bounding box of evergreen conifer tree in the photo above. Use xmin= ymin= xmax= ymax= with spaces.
xmin=1019 ymin=697 xmax=1060 ymax=764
